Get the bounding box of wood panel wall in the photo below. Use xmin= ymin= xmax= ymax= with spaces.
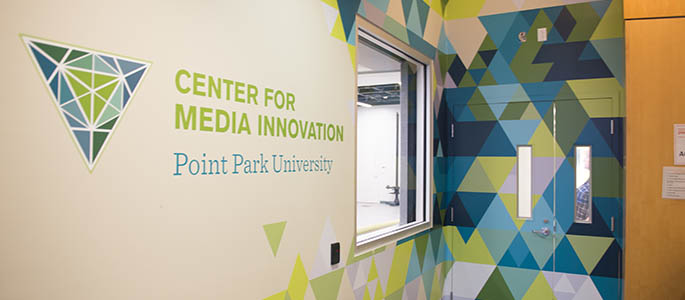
xmin=625 ymin=17 xmax=685 ymax=300
xmin=625 ymin=1 xmax=685 ymax=19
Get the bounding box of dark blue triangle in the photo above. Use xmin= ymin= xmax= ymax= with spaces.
xmin=591 ymin=240 xmax=621 ymax=278
xmin=73 ymin=130 xmax=91 ymax=162
xmin=591 ymin=276 xmax=619 ymax=300
xmin=30 ymin=45 xmax=56 ymax=80
xmin=447 ymin=55 xmax=468 ymax=86
xmin=499 ymin=250 xmax=518 ymax=267
xmin=433 ymin=197 xmax=443 ymax=226
xmin=446 ymin=193 xmax=474 ymax=227
xmin=594 ymin=197 xmax=623 ymax=243
xmin=458 ymin=192 xmax=496 ymax=226
xmin=125 ymin=68 xmax=145 ymax=92
xmin=506 ymin=232 xmax=530 ymax=267
xmin=448 ymin=121 xmax=497 ymax=156
xmin=117 ymin=58 xmax=145 ymax=75
xmin=457 ymin=226 xmax=475 ymax=243
xmin=592 ymin=118 xmax=624 ymax=166
xmin=566 ymin=205 xmax=614 ymax=237
xmin=444 ymin=87 xmax=476 ymax=105
xmin=579 ymin=43 xmax=602 ymax=61
xmin=336 ymin=0 xmax=361 ymax=41
xmin=575 ymin=120 xmax=614 ymax=157
xmin=542 ymin=254 xmax=554 ymax=271
xmin=555 ymin=237 xmax=587 ymax=274
xmin=479 ymin=122 xmax=516 ymax=156
xmin=519 ymin=252 xmax=540 ymax=270
xmin=123 ymin=87 xmax=131 ymax=108
xmin=470 ymin=69 xmax=487 ymax=84
xmin=49 ymin=73 xmax=59 ymax=100
xmin=543 ymin=6 xmax=564 ymax=23
xmin=521 ymin=10 xmax=539 ymax=26
xmin=479 ymin=50 xmax=497 ymax=66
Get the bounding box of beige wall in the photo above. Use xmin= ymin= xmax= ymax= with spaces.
xmin=625 ymin=12 xmax=685 ymax=300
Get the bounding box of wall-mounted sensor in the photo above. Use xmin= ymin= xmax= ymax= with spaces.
xmin=518 ymin=32 xmax=527 ymax=42
xmin=331 ymin=242 xmax=340 ymax=265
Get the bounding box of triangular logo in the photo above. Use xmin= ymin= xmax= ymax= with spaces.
xmin=22 ymin=35 xmax=150 ymax=171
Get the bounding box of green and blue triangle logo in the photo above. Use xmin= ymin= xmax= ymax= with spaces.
xmin=22 ymin=35 xmax=150 ymax=172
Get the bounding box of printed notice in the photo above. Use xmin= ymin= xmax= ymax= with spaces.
xmin=662 ymin=167 xmax=685 ymax=199
xmin=674 ymin=124 xmax=685 ymax=165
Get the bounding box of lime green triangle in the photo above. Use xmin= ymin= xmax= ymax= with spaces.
xmin=310 ymin=268 xmax=344 ymax=300
xmin=78 ymin=94 xmax=92 ymax=123
xmin=566 ymin=235 xmax=614 ymax=274
xmin=479 ymin=35 xmax=497 ymax=51
xmin=385 ymin=288 xmax=403 ymax=300
xmin=373 ymin=280 xmax=384 ymax=300
xmin=67 ymin=54 xmax=93 ymax=70
xmin=454 ymin=229 xmax=496 ymax=265
xmin=368 ymin=258 xmax=379 ymax=282
xmin=96 ymin=80 xmax=118 ymax=101
xmin=66 ymin=73 xmax=90 ymax=97
xmin=94 ymin=73 xmax=117 ymax=89
xmin=414 ymin=234 xmax=429 ymax=270
xmin=500 ymin=194 xmax=525 ymax=229
xmin=479 ymin=69 xmax=498 ymax=85
xmin=458 ymin=72 xmax=477 ymax=87
xmin=93 ymin=95 xmax=107 ymax=123
xmin=386 ymin=240 xmax=414 ymax=295
xmin=478 ymin=157 xmax=516 ymax=191
xmin=470 ymin=53 xmax=487 ymax=69
xmin=477 ymin=267 xmax=515 ymax=300
xmin=522 ymin=272 xmax=555 ymax=300
xmin=287 ymin=255 xmax=309 ymax=300
xmin=321 ymin=0 xmax=337 ymax=9
xmin=263 ymin=290 xmax=288 ymax=300
xmin=591 ymin=0 xmax=624 ymax=40
xmin=458 ymin=159 xmax=496 ymax=192
xmin=528 ymin=122 xmax=564 ymax=157
xmin=263 ymin=221 xmax=287 ymax=257
xmin=520 ymin=103 xmax=542 ymax=120
xmin=363 ymin=286 xmax=371 ymax=300
xmin=68 ymin=68 xmax=93 ymax=88
xmin=330 ymin=16 xmax=347 ymax=43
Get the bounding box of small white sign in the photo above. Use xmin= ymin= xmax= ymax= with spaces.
xmin=537 ymin=28 xmax=547 ymax=42
xmin=675 ymin=124 xmax=685 ymax=165
xmin=662 ymin=167 xmax=685 ymax=199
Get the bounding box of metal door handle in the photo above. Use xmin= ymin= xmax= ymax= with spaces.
xmin=533 ymin=227 xmax=550 ymax=237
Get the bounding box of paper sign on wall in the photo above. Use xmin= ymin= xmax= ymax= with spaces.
xmin=662 ymin=167 xmax=685 ymax=199
xmin=674 ymin=124 xmax=685 ymax=165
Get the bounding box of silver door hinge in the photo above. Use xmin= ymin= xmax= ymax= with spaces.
xmin=611 ymin=216 xmax=615 ymax=232
xmin=451 ymin=124 xmax=454 ymax=138
xmin=610 ymin=120 xmax=615 ymax=135
xmin=450 ymin=207 xmax=454 ymax=222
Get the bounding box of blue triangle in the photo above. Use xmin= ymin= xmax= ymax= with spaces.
xmin=123 ymin=84 xmax=131 ymax=108
xmin=125 ymin=68 xmax=145 ymax=92
xmin=594 ymin=197 xmax=623 ymax=242
xmin=545 ymin=27 xmax=566 ymax=44
xmin=579 ymin=43 xmax=602 ymax=61
xmin=488 ymin=52 xmax=518 ymax=84
xmin=49 ymin=73 xmax=59 ymax=100
xmin=498 ymin=13 xmax=531 ymax=63
xmin=499 ymin=251 xmax=518 ymax=268
xmin=470 ymin=69 xmax=487 ymax=84
xmin=575 ymin=120 xmax=614 ymax=157
xmin=554 ymin=237 xmax=587 ymax=274
xmin=532 ymin=101 xmax=553 ymax=120
xmin=520 ymin=252 xmax=540 ymax=270
xmin=522 ymin=81 xmax=565 ymax=101
xmin=444 ymin=86 xmax=476 ymax=105
xmin=59 ymin=73 xmax=74 ymax=104
xmin=480 ymin=12 xmax=519 ymax=48
xmin=590 ymin=1 xmax=611 ymax=17
xmin=506 ymin=233 xmax=530 ymax=267
xmin=457 ymin=106 xmax=476 ymax=121
xmin=477 ymin=196 xmax=517 ymax=230
xmin=542 ymin=254 xmax=554 ymax=271
xmin=438 ymin=26 xmax=456 ymax=54
xmin=445 ymin=157 xmax=476 ymax=192
xmin=553 ymin=160 xmax=576 ymax=233
xmin=117 ymin=58 xmax=145 ymax=75
xmin=521 ymin=10 xmax=539 ymax=26
xmin=458 ymin=192 xmax=496 ymax=226
xmin=543 ymin=6 xmax=563 ymax=23
xmin=591 ymin=276 xmax=619 ymax=300
xmin=479 ymin=84 xmax=520 ymax=105
xmin=99 ymin=55 xmax=119 ymax=72
xmin=456 ymin=226 xmax=475 ymax=243
xmin=73 ymin=130 xmax=91 ymax=162
xmin=63 ymin=111 xmax=86 ymax=128
xmin=406 ymin=246 xmax=422 ymax=284
xmin=30 ymin=45 xmax=57 ymax=81
xmin=478 ymin=122 xmax=516 ymax=156
xmin=62 ymin=101 xmax=87 ymax=125
xmin=500 ymin=120 xmax=540 ymax=147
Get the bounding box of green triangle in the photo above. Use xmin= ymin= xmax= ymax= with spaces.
xmin=373 ymin=280 xmax=384 ymax=300
xmin=96 ymin=80 xmax=119 ymax=101
xmin=470 ymin=53 xmax=487 ymax=69
xmin=567 ymin=3 xmax=600 ymax=42
xmin=385 ymin=288 xmax=403 ymax=300
xmin=479 ymin=69 xmax=498 ymax=85
xmin=263 ymin=221 xmax=287 ymax=256
xmin=33 ymin=41 xmax=68 ymax=62
xmin=94 ymin=73 xmax=117 ymax=89
xmin=65 ymin=49 xmax=89 ymax=63
xmin=479 ymin=35 xmax=497 ymax=51
xmin=362 ymin=287 xmax=371 ymax=300
xmin=499 ymin=102 xmax=528 ymax=120
xmin=68 ymin=54 xmax=92 ymax=70
xmin=287 ymin=255 xmax=308 ymax=300
xmin=309 ymin=268 xmax=344 ymax=300
xmin=263 ymin=290 xmax=288 ymax=300
xmin=66 ymin=73 xmax=89 ymax=97
xmin=458 ymin=72 xmax=477 ymax=87
xmin=368 ymin=258 xmax=379 ymax=282
xmin=520 ymin=103 xmax=541 ymax=120
xmin=93 ymin=95 xmax=107 ymax=123
xmin=591 ymin=0 xmax=624 ymax=40
xmin=92 ymin=131 xmax=109 ymax=161
xmin=414 ymin=234 xmax=429 ymax=270
xmin=458 ymin=159 xmax=496 ymax=192
xmin=522 ymin=272 xmax=555 ymax=300
xmin=68 ymin=68 xmax=93 ymax=88
xmin=479 ymin=157 xmax=516 ymax=191
xmin=510 ymin=11 xmax=553 ymax=83
xmin=97 ymin=116 xmax=118 ymax=130
xmin=438 ymin=53 xmax=457 ymax=82
xmin=477 ymin=267 xmax=515 ymax=300
xmin=566 ymin=235 xmax=614 ymax=274
xmin=78 ymin=94 xmax=92 ymax=123
xmin=468 ymin=89 xmax=497 ymax=121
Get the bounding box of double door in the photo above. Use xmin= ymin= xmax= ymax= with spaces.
xmin=443 ymin=96 xmax=623 ymax=300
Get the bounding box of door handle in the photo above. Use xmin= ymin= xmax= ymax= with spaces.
xmin=532 ymin=227 xmax=550 ymax=237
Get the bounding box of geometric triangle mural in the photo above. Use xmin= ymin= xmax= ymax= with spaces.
xmin=22 ymin=35 xmax=150 ymax=171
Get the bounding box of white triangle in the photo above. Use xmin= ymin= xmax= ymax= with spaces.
xmin=321 ymin=2 xmax=339 ymax=34
xmin=572 ymin=278 xmax=603 ymax=300
xmin=554 ymin=275 xmax=576 ymax=293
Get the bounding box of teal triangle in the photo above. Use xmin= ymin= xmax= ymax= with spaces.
xmin=591 ymin=276 xmax=619 ymax=300
xmin=590 ymin=1 xmax=611 ymax=17
xmin=498 ymin=266 xmax=539 ymax=299
xmin=579 ymin=43 xmax=602 ymax=61
xmin=438 ymin=26 xmax=456 ymax=54
xmin=594 ymin=197 xmax=623 ymax=245
xmin=406 ymin=0 xmax=423 ymax=36
xmin=73 ymin=130 xmax=91 ymax=162
xmin=421 ymin=243 xmax=436 ymax=299
xmin=532 ymin=101 xmax=553 ymax=117
xmin=575 ymin=120 xmax=614 ymax=157
xmin=479 ymin=84 xmax=520 ymax=106
xmin=94 ymin=55 xmax=117 ymax=74
xmin=470 ymin=69 xmax=487 ymax=84
xmin=49 ymin=74 xmax=59 ymax=100
xmin=520 ymin=252 xmax=539 ymax=270
xmin=110 ymin=83 xmax=123 ymax=110
xmin=460 ymin=192 xmax=497 ymax=226
xmin=62 ymin=100 xmax=87 ymax=124
xmin=479 ymin=122 xmax=516 ymax=156
xmin=59 ymin=73 xmax=74 ymax=104
xmin=591 ymin=38 xmax=625 ymax=86
xmin=437 ymin=233 xmax=454 ymax=263
xmin=63 ymin=111 xmax=86 ymax=128
xmin=68 ymin=54 xmax=93 ymax=70
xmin=456 ymin=226 xmax=475 ymax=243
xmin=421 ymin=239 xmax=436 ymax=274
xmin=30 ymin=45 xmax=57 ymax=80
xmin=97 ymin=105 xmax=120 ymax=127
xmin=545 ymin=27 xmax=566 ymax=44
xmin=555 ymin=236 xmax=588 ymax=274
xmin=406 ymin=245 xmax=422 ymax=284
xmin=479 ymin=228 xmax=517 ymax=263
xmin=477 ymin=196 xmax=517 ymax=230
xmin=416 ymin=0 xmax=430 ymax=34
xmin=543 ymin=6 xmax=563 ymax=23
xmin=479 ymin=12 xmax=519 ymax=47
xmin=457 ymin=106 xmax=476 ymax=121
xmin=499 ymin=120 xmax=540 ymax=146
xmin=505 ymin=233 xmax=531 ymax=267
xmin=499 ymin=251 xmax=518 ymax=268
xmin=357 ymin=0 xmax=366 ymax=17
